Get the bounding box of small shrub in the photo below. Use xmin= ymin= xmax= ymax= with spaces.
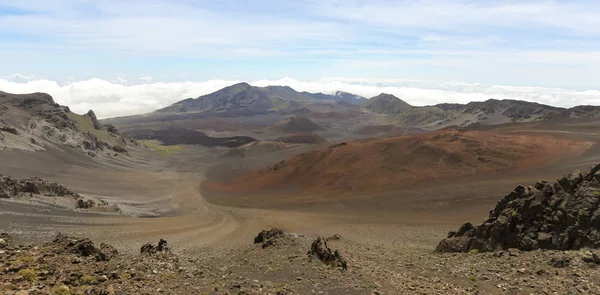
xmin=467 ymin=249 xmax=479 ymax=255
xmin=18 ymin=268 xmax=36 ymax=282
xmin=119 ymin=273 xmax=131 ymax=280
xmin=16 ymin=254 xmax=35 ymax=263
xmin=50 ymin=285 xmax=71 ymax=295
xmin=469 ymin=275 xmax=477 ymax=281
xmin=80 ymin=275 xmax=98 ymax=285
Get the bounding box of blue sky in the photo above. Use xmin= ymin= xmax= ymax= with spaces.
xmin=1 ymin=0 xmax=599 ymax=117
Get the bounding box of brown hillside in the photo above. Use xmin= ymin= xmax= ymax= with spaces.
xmin=210 ymin=129 xmax=593 ymax=194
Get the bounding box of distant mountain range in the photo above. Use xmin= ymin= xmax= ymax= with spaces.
xmin=154 ymin=82 xmax=600 ymax=130
xmin=364 ymin=94 xmax=600 ymax=129
xmin=156 ymin=82 xmax=367 ymax=114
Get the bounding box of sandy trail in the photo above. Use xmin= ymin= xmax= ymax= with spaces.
xmin=0 ymin=147 xmax=357 ymax=252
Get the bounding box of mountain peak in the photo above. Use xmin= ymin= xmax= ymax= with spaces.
xmin=363 ymin=93 xmax=412 ymax=114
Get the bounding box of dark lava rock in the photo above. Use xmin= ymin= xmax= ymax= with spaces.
xmin=436 ymin=163 xmax=600 ymax=253
xmin=308 ymin=236 xmax=347 ymax=270
xmin=83 ymin=132 xmax=109 ymax=152
xmin=76 ymin=199 xmax=96 ymax=209
xmin=111 ymin=145 xmax=128 ymax=153
xmin=0 ymin=126 xmax=19 ymax=135
xmin=97 ymin=243 xmax=119 ymax=261
xmin=86 ymin=110 xmax=103 ymax=130
xmin=254 ymin=228 xmax=285 ymax=248
xmin=0 ymin=174 xmax=80 ymax=199
xmin=52 ymin=233 xmax=116 ymax=261
xmin=104 ymin=123 xmax=120 ymax=135
xmin=140 ymin=238 xmax=170 ymax=254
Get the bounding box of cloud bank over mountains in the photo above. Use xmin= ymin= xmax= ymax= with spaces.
xmin=1 ymin=76 xmax=598 ymax=119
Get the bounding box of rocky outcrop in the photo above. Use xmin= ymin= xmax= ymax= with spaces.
xmin=104 ymin=123 xmax=120 ymax=135
xmin=76 ymin=199 xmax=96 ymax=209
xmin=82 ymin=132 xmax=109 ymax=151
xmin=0 ymin=174 xmax=80 ymax=199
xmin=52 ymin=233 xmax=117 ymax=261
xmin=254 ymin=228 xmax=285 ymax=248
xmin=140 ymin=239 xmax=170 ymax=254
xmin=0 ymin=126 xmax=19 ymax=135
xmin=436 ymin=164 xmax=600 ymax=253
xmin=111 ymin=145 xmax=128 ymax=153
xmin=0 ymin=233 xmax=12 ymax=248
xmin=86 ymin=110 xmax=103 ymax=130
xmin=308 ymin=237 xmax=347 ymax=269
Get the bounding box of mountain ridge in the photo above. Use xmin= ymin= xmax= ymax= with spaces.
xmin=0 ymin=91 xmax=136 ymax=156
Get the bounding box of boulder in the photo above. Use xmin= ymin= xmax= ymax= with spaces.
xmin=97 ymin=243 xmax=119 ymax=261
xmin=76 ymin=199 xmax=96 ymax=209
xmin=52 ymin=233 xmax=116 ymax=261
xmin=308 ymin=236 xmax=347 ymax=269
xmin=140 ymin=238 xmax=170 ymax=254
xmin=86 ymin=110 xmax=103 ymax=130
xmin=254 ymin=228 xmax=285 ymax=248
xmin=436 ymin=163 xmax=600 ymax=253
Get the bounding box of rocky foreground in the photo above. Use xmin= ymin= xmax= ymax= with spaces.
xmin=1 ymin=227 xmax=600 ymax=295
xmin=437 ymin=164 xmax=600 ymax=253
xmin=0 ymin=174 xmax=119 ymax=212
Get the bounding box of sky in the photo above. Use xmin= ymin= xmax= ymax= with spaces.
xmin=1 ymin=0 xmax=599 ymax=118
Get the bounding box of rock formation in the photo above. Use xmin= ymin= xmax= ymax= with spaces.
xmin=140 ymin=238 xmax=170 ymax=254
xmin=436 ymin=164 xmax=600 ymax=253
xmin=52 ymin=233 xmax=118 ymax=261
xmin=308 ymin=237 xmax=347 ymax=269
xmin=86 ymin=110 xmax=103 ymax=130
xmin=0 ymin=174 xmax=80 ymax=199
xmin=254 ymin=228 xmax=285 ymax=248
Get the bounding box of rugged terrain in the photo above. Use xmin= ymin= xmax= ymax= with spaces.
xmin=103 ymin=83 xmax=600 ymax=146
xmin=0 ymin=91 xmax=135 ymax=157
xmin=2 ymin=89 xmax=600 ymax=294
xmin=206 ymin=129 xmax=594 ymax=197
xmin=437 ymin=164 xmax=600 ymax=252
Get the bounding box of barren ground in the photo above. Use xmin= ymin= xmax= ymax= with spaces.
xmin=1 ymin=121 xmax=600 ymax=294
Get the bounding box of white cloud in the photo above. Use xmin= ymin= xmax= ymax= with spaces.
xmin=139 ymin=76 xmax=153 ymax=82
xmin=1 ymin=73 xmax=38 ymax=82
xmin=116 ymin=76 xmax=128 ymax=84
xmin=1 ymin=77 xmax=598 ymax=119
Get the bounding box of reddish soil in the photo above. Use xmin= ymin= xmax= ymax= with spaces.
xmin=204 ymin=129 xmax=594 ymax=195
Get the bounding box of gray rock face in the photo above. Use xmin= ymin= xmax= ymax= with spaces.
xmin=0 ymin=174 xmax=80 ymax=199
xmin=86 ymin=110 xmax=103 ymax=130
xmin=436 ymin=164 xmax=600 ymax=253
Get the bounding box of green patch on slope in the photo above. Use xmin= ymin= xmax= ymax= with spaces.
xmin=67 ymin=112 xmax=122 ymax=146
xmin=142 ymin=141 xmax=187 ymax=157
xmin=269 ymin=101 xmax=291 ymax=111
